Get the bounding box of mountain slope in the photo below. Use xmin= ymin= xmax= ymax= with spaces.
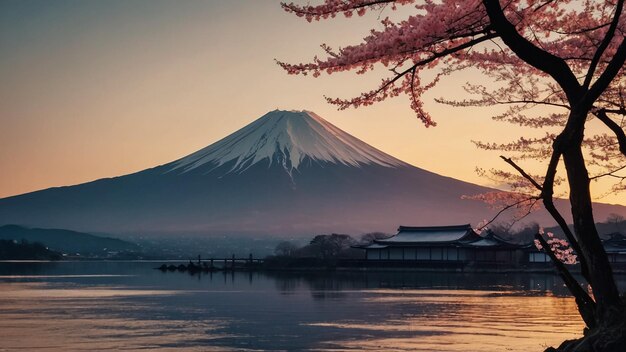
xmin=0 ymin=224 xmax=139 ymax=254
xmin=0 ymin=110 xmax=624 ymax=235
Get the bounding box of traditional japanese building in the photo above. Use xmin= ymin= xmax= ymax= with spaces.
xmin=603 ymin=233 xmax=626 ymax=264
xmin=356 ymin=224 xmax=527 ymax=265
xmin=525 ymin=232 xmax=626 ymax=265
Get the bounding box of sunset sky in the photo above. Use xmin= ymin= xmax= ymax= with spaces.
xmin=1 ymin=0 xmax=624 ymax=207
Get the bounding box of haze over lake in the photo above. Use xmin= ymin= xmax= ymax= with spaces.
xmin=0 ymin=261 xmax=604 ymax=351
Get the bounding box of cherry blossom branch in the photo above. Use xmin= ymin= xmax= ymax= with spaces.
xmin=318 ymin=32 xmax=498 ymax=126
xmin=532 ymin=0 xmax=555 ymax=13
xmin=582 ymin=0 xmax=625 ymax=90
xmin=489 ymin=99 xmax=569 ymax=109
xmin=551 ymin=22 xmax=611 ymax=36
xmin=595 ymin=109 xmax=626 ymax=156
xmin=590 ymin=164 xmax=626 ymax=181
xmin=439 ymin=94 xmax=570 ymax=110
xmin=482 ymin=0 xmax=581 ymax=102
xmin=475 ymin=195 xmax=540 ymax=231
xmin=500 ymin=156 xmax=543 ymax=190
xmin=281 ymin=0 xmax=398 ymax=21
xmin=584 ymin=37 xmax=626 ymax=109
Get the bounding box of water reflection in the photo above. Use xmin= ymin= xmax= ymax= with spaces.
xmin=0 ymin=282 xmax=236 ymax=351
xmin=0 ymin=262 xmax=600 ymax=351
xmin=265 ymin=271 xmax=575 ymax=297
xmin=308 ymin=290 xmax=581 ymax=351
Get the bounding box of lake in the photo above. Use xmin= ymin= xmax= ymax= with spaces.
xmin=0 ymin=261 xmax=596 ymax=351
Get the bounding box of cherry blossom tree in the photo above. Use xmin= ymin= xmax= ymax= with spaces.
xmin=534 ymin=230 xmax=578 ymax=265
xmin=279 ymin=0 xmax=626 ymax=349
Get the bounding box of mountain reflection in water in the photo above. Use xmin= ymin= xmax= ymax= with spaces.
xmin=0 ymin=261 xmax=605 ymax=351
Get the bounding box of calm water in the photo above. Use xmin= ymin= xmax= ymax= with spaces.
xmin=0 ymin=261 xmax=595 ymax=351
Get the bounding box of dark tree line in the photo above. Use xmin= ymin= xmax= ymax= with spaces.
xmin=273 ymin=232 xmax=391 ymax=260
xmin=0 ymin=239 xmax=62 ymax=260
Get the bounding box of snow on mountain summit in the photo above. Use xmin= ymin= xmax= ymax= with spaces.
xmin=169 ymin=110 xmax=406 ymax=174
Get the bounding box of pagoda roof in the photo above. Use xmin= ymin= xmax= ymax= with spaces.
xmin=352 ymin=243 xmax=389 ymax=250
xmin=603 ymin=233 xmax=626 ymax=253
xmin=463 ymin=231 xmax=521 ymax=248
xmin=375 ymin=224 xmax=481 ymax=245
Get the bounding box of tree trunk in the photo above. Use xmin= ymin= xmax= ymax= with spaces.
xmin=561 ymin=128 xmax=623 ymax=326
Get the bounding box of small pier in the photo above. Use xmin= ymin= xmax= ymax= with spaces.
xmin=156 ymin=254 xmax=264 ymax=274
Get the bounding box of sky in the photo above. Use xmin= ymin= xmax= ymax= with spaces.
xmin=1 ymin=0 xmax=624 ymax=207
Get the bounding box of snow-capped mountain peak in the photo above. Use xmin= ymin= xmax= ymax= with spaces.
xmin=4 ymin=109 xmax=626 ymax=235
xmin=168 ymin=110 xmax=406 ymax=174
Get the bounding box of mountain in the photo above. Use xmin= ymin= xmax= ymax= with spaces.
xmin=0 ymin=110 xmax=624 ymax=236
xmin=0 ymin=224 xmax=139 ymax=255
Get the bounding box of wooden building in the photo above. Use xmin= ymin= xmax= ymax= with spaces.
xmin=356 ymin=224 xmax=527 ymax=265
xmin=355 ymin=224 xmax=626 ymax=270
xmin=525 ymin=233 xmax=626 ymax=264
xmin=603 ymin=233 xmax=626 ymax=264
